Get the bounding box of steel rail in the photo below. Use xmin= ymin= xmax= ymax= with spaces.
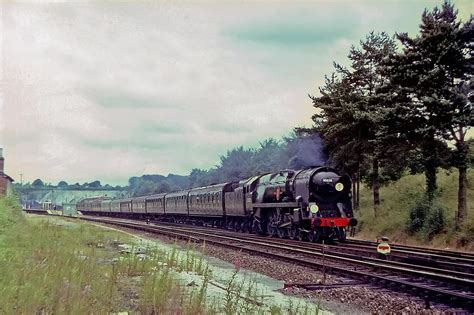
xmin=170 ymin=225 xmax=474 ymax=281
xmin=138 ymin=219 xmax=474 ymax=275
xmin=346 ymin=238 xmax=474 ymax=260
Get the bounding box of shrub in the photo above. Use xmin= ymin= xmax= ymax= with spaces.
xmin=0 ymin=196 xmax=24 ymax=233
xmin=422 ymin=205 xmax=446 ymax=239
xmin=407 ymin=199 xmax=429 ymax=233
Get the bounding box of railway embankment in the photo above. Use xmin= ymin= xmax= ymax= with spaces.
xmin=0 ymin=197 xmax=325 ymax=314
xmin=356 ymin=169 xmax=474 ymax=251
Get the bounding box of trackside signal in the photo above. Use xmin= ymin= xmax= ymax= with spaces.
xmin=377 ymin=236 xmax=391 ymax=256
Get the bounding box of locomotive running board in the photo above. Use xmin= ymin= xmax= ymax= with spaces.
xmin=252 ymin=202 xmax=299 ymax=209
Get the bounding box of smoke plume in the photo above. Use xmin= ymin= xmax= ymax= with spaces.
xmin=287 ymin=133 xmax=328 ymax=169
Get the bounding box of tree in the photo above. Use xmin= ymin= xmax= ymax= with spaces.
xmin=156 ymin=181 xmax=171 ymax=193
xmin=133 ymin=180 xmax=157 ymax=197
xmin=57 ymin=181 xmax=68 ymax=189
xmin=251 ymin=138 xmax=286 ymax=174
xmin=310 ymin=32 xmax=401 ymax=214
xmin=386 ymin=2 xmax=473 ymax=228
xmin=32 ymin=179 xmax=44 ymax=188
xmin=128 ymin=177 xmax=140 ymax=191
xmin=88 ymin=180 xmax=102 ymax=188
xmin=189 ymin=168 xmax=211 ymax=188
xmin=308 ymin=75 xmax=365 ymax=209
xmin=219 ymin=146 xmax=254 ymax=182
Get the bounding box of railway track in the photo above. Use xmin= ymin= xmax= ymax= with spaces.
xmin=78 ymin=215 xmax=474 ymax=312
xmin=154 ymin=221 xmax=474 ymax=275
xmin=346 ymin=238 xmax=474 ymax=262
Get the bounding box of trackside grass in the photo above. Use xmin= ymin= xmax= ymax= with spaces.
xmin=0 ymin=197 xmax=323 ymax=314
xmin=356 ymin=169 xmax=473 ymax=250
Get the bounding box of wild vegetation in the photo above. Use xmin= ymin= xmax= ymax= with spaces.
xmin=0 ymin=197 xmax=320 ymax=313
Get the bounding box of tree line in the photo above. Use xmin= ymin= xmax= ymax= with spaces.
xmin=128 ymin=133 xmax=328 ymax=196
xmin=306 ymin=2 xmax=472 ymax=230
xmin=15 ymin=179 xmax=123 ymax=191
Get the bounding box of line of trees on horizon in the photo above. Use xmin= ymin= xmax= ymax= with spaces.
xmin=127 ymin=133 xmax=328 ymax=197
xmin=14 ymin=179 xmax=124 ymax=191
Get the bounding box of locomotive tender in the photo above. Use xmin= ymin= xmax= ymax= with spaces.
xmin=76 ymin=166 xmax=357 ymax=241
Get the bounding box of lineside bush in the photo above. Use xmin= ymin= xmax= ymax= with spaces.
xmin=0 ymin=196 xmax=24 ymax=233
xmin=407 ymin=198 xmax=429 ymax=234
xmin=422 ymin=204 xmax=446 ymax=240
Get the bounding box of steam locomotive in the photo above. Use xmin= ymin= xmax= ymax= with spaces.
xmin=77 ymin=166 xmax=357 ymax=242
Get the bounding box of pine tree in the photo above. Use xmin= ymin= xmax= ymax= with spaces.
xmin=386 ymin=2 xmax=473 ymax=228
xmin=310 ymin=32 xmax=401 ymax=215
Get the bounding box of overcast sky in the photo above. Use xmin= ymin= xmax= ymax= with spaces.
xmin=1 ymin=1 xmax=472 ymax=185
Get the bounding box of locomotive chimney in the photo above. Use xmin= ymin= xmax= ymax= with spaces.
xmin=0 ymin=148 xmax=4 ymax=173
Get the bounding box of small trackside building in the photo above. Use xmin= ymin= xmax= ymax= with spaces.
xmin=0 ymin=148 xmax=14 ymax=197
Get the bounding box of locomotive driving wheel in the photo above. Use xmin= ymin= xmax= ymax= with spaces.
xmin=267 ymin=210 xmax=280 ymax=237
xmin=277 ymin=226 xmax=288 ymax=238
xmin=288 ymin=225 xmax=299 ymax=240
xmin=307 ymin=230 xmax=320 ymax=243
xmin=297 ymin=230 xmax=306 ymax=241
xmin=252 ymin=218 xmax=266 ymax=235
xmin=267 ymin=220 xmax=277 ymax=237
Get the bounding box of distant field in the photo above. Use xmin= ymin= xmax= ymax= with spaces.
xmin=356 ymin=168 xmax=474 ymax=251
